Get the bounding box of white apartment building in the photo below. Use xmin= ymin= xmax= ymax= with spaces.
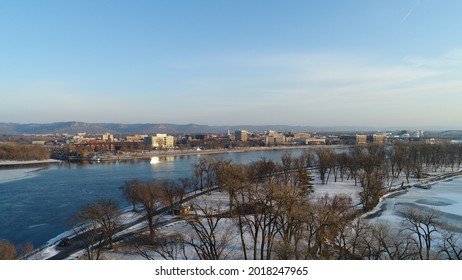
xmin=144 ymin=134 xmax=174 ymax=148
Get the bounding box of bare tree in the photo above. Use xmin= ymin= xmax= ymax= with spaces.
xmin=274 ymin=184 xmax=311 ymax=259
xmin=193 ymin=158 xmax=217 ymax=194
xmin=153 ymin=233 xmax=189 ymax=260
xmin=315 ymin=148 xmax=336 ymax=184
xmin=73 ymin=207 xmax=105 ymax=260
xmin=246 ymin=181 xmax=281 ymax=260
xmin=160 ymin=180 xmax=180 ymax=215
xmin=246 ymin=157 xmax=278 ymax=186
xmin=121 ymin=179 xmax=142 ymax=211
xmin=131 ymin=232 xmax=189 ymax=260
xmin=16 ymin=242 xmax=34 ymax=259
xmin=219 ymin=162 xmax=250 ymax=260
xmin=0 ymin=142 xmax=50 ymax=161
xmin=0 ymin=240 xmax=16 ymax=260
xmin=0 ymin=240 xmax=33 ymax=260
xmin=438 ymin=232 xmax=462 ymax=260
xmin=71 ymin=198 xmax=121 ymax=261
xmin=193 ymin=158 xmax=207 ymax=192
xmin=280 ymin=152 xmax=294 ymax=186
xmin=185 ymin=201 xmax=234 ymax=260
xmin=87 ymin=199 xmax=121 ymax=249
xmin=211 ymin=158 xmax=232 ymax=192
xmin=401 ymin=207 xmax=440 ymax=260
xmin=368 ymin=222 xmax=418 ymax=260
xmin=177 ymin=177 xmax=191 ymax=204
xmin=359 ymin=171 xmax=385 ymax=211
xmin=132 ymin=180 xmax=165 ymax=245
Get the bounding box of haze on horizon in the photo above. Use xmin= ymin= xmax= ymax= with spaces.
xmin=1 ymin=1 xmax=461 ymax=129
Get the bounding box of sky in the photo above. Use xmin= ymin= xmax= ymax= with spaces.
xmin=1 ymin=0 xmax=462 ymax=128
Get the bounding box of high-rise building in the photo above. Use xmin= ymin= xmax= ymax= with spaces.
xmin=144 ymin=134 xmax=174 ymax=148
xmin=235 ymin=130 xmax=249 ymax=141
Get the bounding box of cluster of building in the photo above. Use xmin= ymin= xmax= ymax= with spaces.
xmin=233 ymin=129 xmax=326 ymax=146
xmin=27 ymin=128 xmax=441 ymax=159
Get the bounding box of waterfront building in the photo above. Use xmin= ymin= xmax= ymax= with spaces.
xmin=265 ymin=135 xmax=286 ymax=146
xmin=307 ymin=137 xmax=326 ymax=145
xmin=235 ymin=130 xmax=249 ymax=141
xmin=144 ymin=134 xmax=174 ymax=148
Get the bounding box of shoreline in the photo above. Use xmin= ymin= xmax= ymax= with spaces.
xmin=0 ymin=167 xmax=45 ymax=183
xmin=104 ymin=145 xmax=347 ymax=162
xmin=362 ymin=169 xmax=462 ymax=219
xmin=1 ymin=145 xmax=347 ymax=167
xmin=0 ymin=159 xmax=61 ymax=168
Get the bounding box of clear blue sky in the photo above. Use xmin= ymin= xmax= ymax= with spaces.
xmin=1 ymin=0 xmax=462 ymax=128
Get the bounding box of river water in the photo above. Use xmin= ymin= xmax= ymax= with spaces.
xmin=0 ymin=149 xmax=308 ymax=247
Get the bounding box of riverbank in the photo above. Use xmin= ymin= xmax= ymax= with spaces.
xmin=102 ymin=145 xmax=346 ymax=162
xmin=0 ymin=160 xmax=62 ymax=183
xmin=0 ymin=167 xmax=44 ymax=183
xmin=0 ymin=159 xmax=61 ymax=168
xmin=2 ymin=145 xmax=344 ymax=166
xmin=362 ymin=169 xmax=462 ymax=220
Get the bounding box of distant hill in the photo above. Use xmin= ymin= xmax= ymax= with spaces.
xmin=0 ymin=122 xmax=219 ymax=135
xmin=0 ymin=121 xmax=411 ymax=135
xmin=438 ymin=130 xmax=462 ymax=139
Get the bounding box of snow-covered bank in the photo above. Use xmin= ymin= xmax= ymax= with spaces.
xmin=0 ymin=159 xmax=61 ymax=166
xmin=364 ymin=172 xmax=462 ymax=232
xmin=0 ymin=168 xmax=42 ymax=183
xmin=0 ymin=160 xmax=61 ymax=183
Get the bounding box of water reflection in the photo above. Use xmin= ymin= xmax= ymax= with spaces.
xmin=150 ymin=156 xmax=175 ymax=164
xmin=150 ymin=156 xmax=160 ymax=164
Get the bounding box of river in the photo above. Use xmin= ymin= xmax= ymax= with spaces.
xmin=0 ymin=149 xmax=309 ymax=247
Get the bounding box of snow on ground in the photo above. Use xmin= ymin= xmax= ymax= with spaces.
xmin=94 ymin=181 xmax=366 ymax=260
xmin=26 ymin=209 xmax=146 ymax=260
xmin=312 ymin=180 xmax=362 ymax=204
xmin=310 ymin=172 xmax=362 ymax=205
xmin=102 ymin=212 xmax=249 ymax=260
xmin=30 ymin=178 xmax=367 ymax=260
xmin=26 ymin=229 xmax=77 ymax=260
xmin=30 ymin=166 xmax=462 ymax=260
xmin=28 ymin=246 xmax=60 ymax=260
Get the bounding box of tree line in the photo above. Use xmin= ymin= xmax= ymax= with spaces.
xmin=0 ymin=142 xmax=50 ymax=161
xmin=315 ymin=142 xmax=462 ymax=211
xmin=0 ymin=240 xmax=33 ymax=260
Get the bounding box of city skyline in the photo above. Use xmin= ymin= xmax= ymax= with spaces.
xmin=1 ymin=1 xmax=462 ymax=128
